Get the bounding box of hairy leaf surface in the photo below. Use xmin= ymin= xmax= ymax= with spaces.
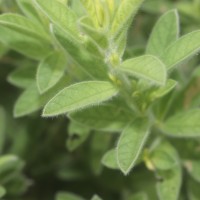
xmin=120 ymin=55 xmax=167 ymax=85
xmin=161 ymin=31 xmax=200 ymax=70
xmin=117 ymin=119 xmax=150 ymax=175
xmin=43 ymin=81 xmax=118 ymax=117
xmin=37 ymin=51 xmax=66 ymax=93
xmin=146 ymin=9 xmax=179 ymax=56
xmin=162 ymin=109 xmax=200 ymax=137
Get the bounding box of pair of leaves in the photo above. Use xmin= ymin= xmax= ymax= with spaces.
xmin=0 ymin=14 xmax=51 ymax=60
xmin=147 ymin=9 xmax=200 ymax=70
xmin=102 ymin=118 xmax=151 ymax=174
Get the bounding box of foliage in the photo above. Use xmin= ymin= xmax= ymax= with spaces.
xmin=0 ymin=0 xmax=200 ymax=199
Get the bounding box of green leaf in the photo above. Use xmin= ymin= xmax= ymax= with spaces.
xmin=0 ymin=186 xmax=6 ymax=198
xmin=0 ymin=106 xmax=6 ymax=153
xmin=161 ymin=30 xmax=200 ymax=70
xmin=66 ymin=121 xmax=90 ymax=152
xmin=117 ymin=119 xmax=150 ymax=175
xmin=128 ymin=192 xmax=148 ymax=200
xmin=0 ymin=14 xmax=51 ymax=59
xmin=90 ymin=132 xmax=111 ymax=175
xmin=17 ymin=0 xmax=47 ymax=25
xmin=51 ymin=24 xmax=108 ymax=80
xmin=101 ymin=149 xmax=119 ymax=170
xmin=56 ymin=192 xmax=84 ymax=200
xmin=14 ymin=77 xmax=71 ymax=117
xmin=7 ymin=66 xmax=36 ymax=89
xmin=110 ymin=0 xmax=144 ymax=38
xmin=79 ymin=17 xmax=108 ymax=49
xmin=162 ymin=109 xmax=200 ymax=137
xmin=37 ymin=51 xmax=66 ymax=93
xmin=34 ymin=0 xmax=78 ymax=35
xmin=150 ymin=141 xmax=178 ymax=170
xmin=156 ymin=167 xmax=182 ymax=200
xmin=155 ymin=141 xmax=182 ymax=200
xmin=43 ymin=81 xmax=118 ymax=117
xmin=150 ymin=79 xmax=177 ymax=100
xmin=69 ymin=104 xmax=132 ymax=132
xmin=0 ymin=13 xmax=48 ymax=39
xmin=91 ymin=195 xmax=102 ymax=200
xmin=185 ymin=160 xmax=200 ymax=183
xmin=80 ymin=0 xmax=100 ymax=28
xmin=120 ymin=55 xmax=167 ymax=86
xmin=187 ymin=178 xmax=200 ymax=200
xmin=0 ymin=155 xmax=23 ymax=176
xmin=146 ymin=9 xmax=179 ymax=57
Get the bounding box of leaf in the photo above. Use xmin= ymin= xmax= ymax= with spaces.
xmin=0 ymin=106 xmax=6 ymax=153
xmin=34 ymin=0 xmax=78 ymax=35
xmin=79 ymin=17 xmax=108 ymax=49
xmin=90 ymin=132 xmax=111 ymax=175
xmin=66 ymin=121 xmax=90 ymax=151
xmin=37 ymin=51 xmax=66 ymax=93
xmin=156 ymin=166 xmax=182 ymax=200
xmin=150 ymin=141 xmax=178 ymax=170
xmin=0 ymin=155 xmax=23 ymax=176
xmin=128 ymin=192 xmax=148 ymax=200
xmin=162 ymin=109 xmax=200 ymax=137
xmin=7 ymin=66 xmax=36 ymax=89
xmin=14 ymin=76 xmax=71 ymax=117
xmin=69 ymin=104 xmax=132 ymax=132
xmin=0 ymin=13 xmax=48 ymax=39
xmin=0 ymin=186 xmax=6 ymax=198
xmin=51 ymin=24 xmax=108 ymax=80
xmin=161 ymin=30 xmax=200 ymax=70
xmin=0 ymin=14 xmax=51 ymax=59
xmin=16 ymin=0 xmax=47 ymax=25
xmin=120 ymin=55 xmax=167 ymax=86
xmin=110 ymin=0 xmax=144 ymax=38
xmin=185 ymin=160 xmax=200 ymax=183
xmin=187 ymin=178 xmax=200 ymax=200
xmin=146 ymin=9 xmax=179 ymax=57
xmin=101 ymin=149 xmax=119 ymax=170
xmin=117 ymin=119 xmax=150 ymax=175
xmin=80 ymin=0 xmax=101 ymax=28
xmin=43 ymin=81 xmax=118 ymax=117
xmin=91 ymin=195 xmax=102 ymax=200
xmin=150 ymin=79 xmax=177 ymax=100
xmin=56 ymin=192 xmax=84 ymax=200
xmin=155 ymin=141 xmax=182 ymax=200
